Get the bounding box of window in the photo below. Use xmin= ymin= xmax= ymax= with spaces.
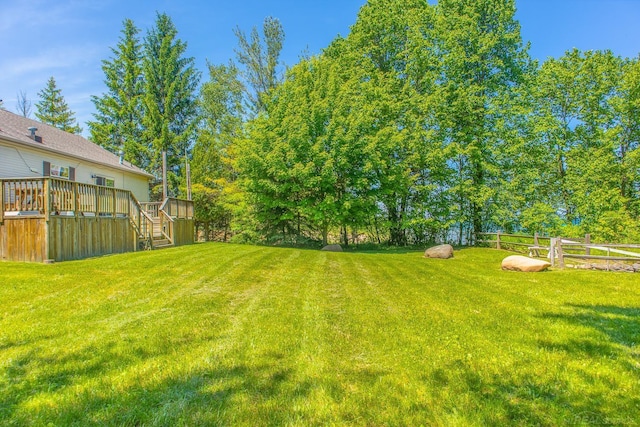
xmin=95 ymin=176 xmax=115 ymax=187
xmin=43 ymin=161 xmax=75 ymax=181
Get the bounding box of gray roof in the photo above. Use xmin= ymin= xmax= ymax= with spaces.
xmin=0 ymin=109 xmax=153 ymax=178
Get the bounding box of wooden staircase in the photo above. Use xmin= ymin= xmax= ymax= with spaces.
xmin=129 ymin=198 xmax=176 ymax=251
xmin=130 ymin=197 xmax=194 ymax=251
xmin=150 ymin=217 xmax=173 ymax=249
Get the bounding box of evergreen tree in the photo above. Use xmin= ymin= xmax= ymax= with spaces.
xmin=35 ymin=77 xmax=82 ymax=134
xmin=88 ymin=19 xmax=147 ymax=168
xmin=142 ymin=12 xmax=200 ymax=196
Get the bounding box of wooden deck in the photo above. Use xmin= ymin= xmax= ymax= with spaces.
xmin=1 ymin=177 xmax=194 ymax=262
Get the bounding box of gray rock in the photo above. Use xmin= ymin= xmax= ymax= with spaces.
xmin=321 ymin=244 xmax=343 ymax=252
xmin=424 ymin=244 xmax=454 ymax=259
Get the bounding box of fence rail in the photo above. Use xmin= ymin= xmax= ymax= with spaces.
xmin=478 ymin=231 xmax=640 ymax=271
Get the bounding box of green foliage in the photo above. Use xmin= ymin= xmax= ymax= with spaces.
xmin=142 ymin=13 xmax=200 ymax=194
xmin=35 ymin=76 xmax=82 ymax=134
xmin=1 ymin=245 xmax=639 ymax=425
xmin=192 ymin=62 xmax=245 ymax=241
xmin=434 ymin=0 xmax=532 ymax=240
xmin=89 ymin=19 xmax=147 ymax=168
xmin=233 ymin=16 xmax=285 ymax=114
xmin=82 ymin=7 xmax=638 ymax=244
xmin=526 ymin=49 xmax=640 ymax=241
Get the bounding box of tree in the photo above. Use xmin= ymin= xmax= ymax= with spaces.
xmin=234 ymin=16 xmax=285 ymax=114
xmin=530 ymin=49 xmax=640 ymax=240
xmin=35 ymin=77 xmax=82 ymax=134
xmin=88 ymin=19 xmax=147 ymax=167
xmin=142 ymin=12 xmax=200 ymax=197
xmin=434 ymin=0 xmax=532 ymax=243
xmin=15 ymin=91 xmax=32 ymax=117
xmin=343 ymin=0 xmax=445 ymax=245
xmin=192 ymin=62 xmax=245 ymax=241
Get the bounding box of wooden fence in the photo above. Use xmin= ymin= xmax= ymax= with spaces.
xmin=477 ymin=232 xmax=640 ymax=271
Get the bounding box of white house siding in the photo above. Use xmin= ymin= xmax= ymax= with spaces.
xmin=0 ymin=140 xmax=150 ymax=202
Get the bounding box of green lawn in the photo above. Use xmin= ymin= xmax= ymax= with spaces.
xmin=0 ymin=244 xmax=638 ymax=426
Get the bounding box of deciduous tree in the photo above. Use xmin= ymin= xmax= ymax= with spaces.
xmin=234 ymin=17 xmax=285 ymax=114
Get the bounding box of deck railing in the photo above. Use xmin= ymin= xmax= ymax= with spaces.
xmin=140 ymin=202 xmax=161 ymax=218
xmin=160 ymin=197 xmax=194 ymax=219
xmin=2 ymin=178 xmax=46 ymax=215
xmin=2 ymin=177 xmax=194 ymax=250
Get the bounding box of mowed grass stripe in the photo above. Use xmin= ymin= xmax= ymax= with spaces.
xmin=1 ymin=243 xmax=638 ymax=426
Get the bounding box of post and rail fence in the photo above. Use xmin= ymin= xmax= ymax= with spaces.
xmin=477 ymin=231 xmax=640 ymax=272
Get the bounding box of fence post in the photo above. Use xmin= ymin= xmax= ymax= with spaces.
xmin=557 ymin=237 xmax=565 ymax=269
xmin=95 ymin=186 xmax=100 ymax=216
xmin=44 ymin=179 xmax=51 ymax=221
xmin=73 ymin=182 xmax=79 ymax=217
xmin=532 ymin=232 xmax=540 ymax=257
xmin=496 ymin=231 xmax=501 ymax=250
xmin=550 ymin=238 xmax=556 ymax=267
xmin=585 ymin=234 xmax=591 ymax=256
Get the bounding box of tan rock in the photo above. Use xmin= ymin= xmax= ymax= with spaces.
xmin=424 ymin=244 xmax=454 ymax=259
xmin=502 ymin=255 xmax=551 ymax=272
xmin=321 ymin=244 xmax=343 ymax=252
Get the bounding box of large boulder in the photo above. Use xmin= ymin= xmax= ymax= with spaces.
xmin=502 ymin=255 xmax=551 ymax=272
xmin=424 ymin=244 xmax=454 ymax=259
xmin=321 ymin=244 xmax=343 ymax=252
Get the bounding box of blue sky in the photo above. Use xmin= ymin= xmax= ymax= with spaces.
xmin=1 ymin=0 xmax=639 ymax=136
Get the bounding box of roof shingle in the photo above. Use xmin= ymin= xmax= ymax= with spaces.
xmin=0 ymin=109 xmax=152 ymax=178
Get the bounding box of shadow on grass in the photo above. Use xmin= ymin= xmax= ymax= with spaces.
xmin=425 ymin=358 xmax=635 ymax=426
xmin=0 ymin=340 xmax=325 ymax=425
xmin=542 ymin=304 xmax=639 ymax=351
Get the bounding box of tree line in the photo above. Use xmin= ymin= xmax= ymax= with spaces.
xmin=19 ymin=1 xmax=640 ymax=245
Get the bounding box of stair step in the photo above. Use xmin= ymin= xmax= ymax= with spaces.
xmin=152 ymin=238 xmax=173 ymax=249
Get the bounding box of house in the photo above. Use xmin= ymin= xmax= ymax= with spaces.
xmin=0 ymin=109 xmax=152 ymax=201
xmin=0 ymin=109 xmax=194 ymax=262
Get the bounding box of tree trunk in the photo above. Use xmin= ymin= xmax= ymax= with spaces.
xmin=322 ymin=223 xmax=328 ymax=246
xmin=341 ymin=225 xmax=348 ymax=247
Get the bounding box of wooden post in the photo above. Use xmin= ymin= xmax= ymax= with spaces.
xmin=533 ymin=232 xmax=540 ymax=257
xmin=0 ymin=180 xmax=4 ymax=223
xmin=186 ymin=159 xmax=192 ymax=201
xmin=162 ymin=150 xmax=168 ymax=200
xmin=73 ymin=181 xmax=78 ymax=217
xmin=44 ymin=179 xmax=51 ymax=222
xmin=95 ymin=186 xmax=100 ymax=216
xmin=557 ymin=237 xmax=565 ymax=269
xmin=496 ymin=231 xmax=501 ymax=250
xmin=112 ymin=188 xmax=117 ymax=218
xmin=585 ymin=233 xmax=591 ymax=256
xmin=550 ymin=238 xmax=556 ymax=267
